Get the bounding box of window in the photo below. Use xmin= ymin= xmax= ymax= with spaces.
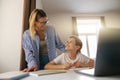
xmin=75 ymin=17 xmax=104 ymax=58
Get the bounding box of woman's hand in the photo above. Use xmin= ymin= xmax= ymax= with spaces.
xmin=22 ymin=66 xmax=38 ymax=72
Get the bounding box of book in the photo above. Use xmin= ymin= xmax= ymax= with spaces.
xmin=29 ymin=70 xmax=67 ymax=77
xmin=69 ymin=67 xmax=93 ymax=70
xmin=0 ymin=71 xmax=29 ymax=80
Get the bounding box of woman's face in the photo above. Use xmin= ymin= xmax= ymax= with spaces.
xmin=35 ymin=17 xmax=47 ymax=32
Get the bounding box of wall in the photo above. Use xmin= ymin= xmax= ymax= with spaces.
xmin=0 ymin=0 xmax=23 ymax=73
xmin=105 ymin=12 xmax=120 ymax=28
xmin=47 ymin=12 xmax=120 ymax=44
xmin=36 ymin=0 xmax=43 ymax=9
xmin=47 ymin=13 xmax=73 ymax=44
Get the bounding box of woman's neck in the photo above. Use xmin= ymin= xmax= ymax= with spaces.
xmin=36 ymin=30 xmax=45 ymax=41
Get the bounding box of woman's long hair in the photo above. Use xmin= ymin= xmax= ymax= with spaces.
xmin=29 ymin=9 xmax=47 ymax=39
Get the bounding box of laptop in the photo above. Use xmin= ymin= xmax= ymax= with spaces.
xmin=75 ymin=28 xmax=120 ymax=76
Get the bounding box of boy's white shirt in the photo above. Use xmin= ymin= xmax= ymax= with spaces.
xmin=54 ymin=53 xmax=90 ymax=68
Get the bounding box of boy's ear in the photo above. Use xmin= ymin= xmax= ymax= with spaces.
xmin=76 ymin=46 xmax=80 ymax=50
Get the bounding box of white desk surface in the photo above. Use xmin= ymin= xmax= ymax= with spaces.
xmin=21 ymin=70 xmax=120 ymax=80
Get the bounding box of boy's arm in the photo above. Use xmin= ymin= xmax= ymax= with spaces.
xmin=74 ymin=59 xmax=94 ymax=68
xmin=85 ymin=59 xmax=94 ymax=67
xmin=44 ymin=61 xmax=72 ymax=70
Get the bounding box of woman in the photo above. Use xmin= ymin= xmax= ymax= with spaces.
xmin=22 ymin=9 xmax=66 ymax=72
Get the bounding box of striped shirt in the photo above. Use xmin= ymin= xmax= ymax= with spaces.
xmin=22 ymin=25 xmax=66 ymax=68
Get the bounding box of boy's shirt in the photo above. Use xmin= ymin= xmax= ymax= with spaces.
xmin=54 ymin=53 xmax=90 ymax=68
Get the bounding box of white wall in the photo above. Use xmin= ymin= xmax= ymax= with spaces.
xmin=36 ymin=0 xmax=43 ymax=9
xmin=47 ymin=13 xmax=73 ymax=43
xmin=47 ymin=12 xmax=120 ymax=43
xmin=0 ymin=0 xmax=23 ymax=73
xmin=105 ymin=12 xmax=120 ymax=28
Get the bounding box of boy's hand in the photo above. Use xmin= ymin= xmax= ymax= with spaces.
xmin=73 ymin=61 xmax=81 ymax=68
xmin=73 ymin=61 xmax=85 ymax=68
xmin=62 ymin=62 xmax=73 ymax=69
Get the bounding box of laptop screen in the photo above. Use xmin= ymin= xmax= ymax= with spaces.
xmin=94 ymin=28 xmax=120 ymax=76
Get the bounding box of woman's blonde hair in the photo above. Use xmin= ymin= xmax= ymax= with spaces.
xmin=29 ymin=9 xmax=47 ymax=39
xmin=69 ymin=35 xmax=83 ymax=53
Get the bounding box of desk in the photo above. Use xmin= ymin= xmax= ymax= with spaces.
xmin=21 ymin=70 xmax=120 ymax=80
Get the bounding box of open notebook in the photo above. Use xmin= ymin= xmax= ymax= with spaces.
xmin=29 ymin=70 xmax=67 ymax=77
xmin=29 ymin=67 xmax=92 ymax=77
xmin=75 ymin=28 xmax=120 ymax=76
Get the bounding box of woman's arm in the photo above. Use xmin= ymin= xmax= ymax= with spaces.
xmin=22 ymin=30 xmax=38 ymax=71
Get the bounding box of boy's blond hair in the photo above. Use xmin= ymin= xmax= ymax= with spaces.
xmin=69 ymin=35 xmax=82 ymax=53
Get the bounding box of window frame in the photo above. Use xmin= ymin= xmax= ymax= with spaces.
xmin=73 ymin=16 xmax=105 ymax=58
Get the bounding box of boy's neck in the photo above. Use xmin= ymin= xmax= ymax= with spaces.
xmin=68 ymin=51 xmax=77 ymax=60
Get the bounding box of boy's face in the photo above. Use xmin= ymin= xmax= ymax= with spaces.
xmin=65 ymin=38 xmax=78 ymax=52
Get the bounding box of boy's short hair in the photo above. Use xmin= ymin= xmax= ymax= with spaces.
xmin=69 ymin=35 xmax=82 ymax=53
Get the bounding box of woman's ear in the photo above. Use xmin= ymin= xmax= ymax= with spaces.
xmin=34 ymin=21 xmax=37 ymax=25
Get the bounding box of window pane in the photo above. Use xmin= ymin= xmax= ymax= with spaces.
xmin=78 ymin=36 xmax=88 ymax=57
xmin=77 ymin=19 xmax=101 ymax=34
xmin=88 ymin=35 xmax=97 ymax=58
xmin=76 ymin=18 xmax=102 ymax=59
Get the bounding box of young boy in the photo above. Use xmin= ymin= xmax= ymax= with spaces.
xmin=44 ymin=35 xmax=94 ymax=70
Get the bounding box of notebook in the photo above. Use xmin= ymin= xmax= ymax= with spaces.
xmin=0 ymin=71 xmax=29 ymax=80
xmin=75 ymin=28 xmax=120 ymax=76
xmin=29 ymin=70 xmax=67 ymax=77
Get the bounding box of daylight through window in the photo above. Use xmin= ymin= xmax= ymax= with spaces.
xmin=76 ymin=17 xmax=103 ymax=58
